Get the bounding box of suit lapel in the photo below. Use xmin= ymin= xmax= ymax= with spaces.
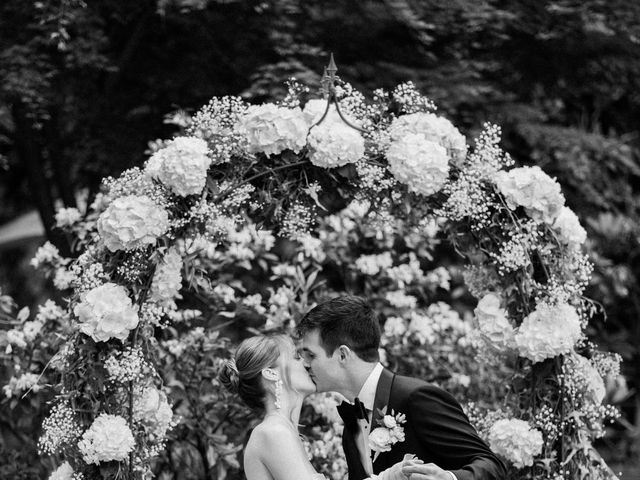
xmin=341 ymin=423 xmax=368 ymax=480
xmin=370 ymin=368 xmax=395 ymax=465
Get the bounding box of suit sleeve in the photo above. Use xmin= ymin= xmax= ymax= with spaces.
xmin=406 ymin=385 xmax=507 ymax=480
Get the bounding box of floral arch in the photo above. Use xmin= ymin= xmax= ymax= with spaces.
xmin=6 ymin=59 xmax=622 ymax=480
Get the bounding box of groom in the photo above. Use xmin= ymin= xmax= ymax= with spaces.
xmin=297 ymin=295 xmax=506 ymax=480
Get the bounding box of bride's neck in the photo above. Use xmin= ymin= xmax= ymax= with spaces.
xmin=264 ymin=391 xmax=304 ymax=426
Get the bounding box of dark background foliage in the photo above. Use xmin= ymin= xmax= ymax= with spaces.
xmin=1 ymin=0 xmax=638 ymax=477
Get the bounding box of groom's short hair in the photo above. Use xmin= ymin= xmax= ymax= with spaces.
xmin=296 ymin=295 xmax=381 ymax=362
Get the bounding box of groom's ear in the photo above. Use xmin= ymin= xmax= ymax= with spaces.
xmin=336 ymin=345 xmax=352 ymax=363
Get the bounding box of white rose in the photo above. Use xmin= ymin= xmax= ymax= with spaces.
xmin=97 ymin=195 xmax=169 ymax=252
xmin=308 ymin=121 xmax=365 ymax=168
xmin=552 ymin=206 xmax=587 ymax=245
xmin=488 ymin=419 xmax=543 ymax=468
xmin=74 ymin=283 xmax=139 ymax=342
xmin=474 ymin=293 xmax=515 ymax=349
xmin=514 ymin=302 xmax=582 ymax=363
xmin=388 ymin=112 xmax=467 ymax=164
xmin=494 ymin=166 xmax=565 ymax=224
xmin=78 ymin=414 xmax=135 ymax=464
xmin=48 ymin=461 xmax=74 ymax=480
xmin=145 ymin=136 xmax=211 ymax=196
xmin=382 ymin=415 xmax=397 ymax=429
xmin=368 ymin=427 xmax=393 ymax=452
xmin=239 ymin=104 xmax=308 ymax=157
xmin=386 ymin=133 xmax=449 ymax=196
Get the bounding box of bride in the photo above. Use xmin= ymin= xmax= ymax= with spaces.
xmin=219 ymin=334 xmax=413 ymax=480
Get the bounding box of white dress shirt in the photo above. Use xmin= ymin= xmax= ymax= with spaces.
xmin=349 ymin=363 xmax=457 ymax=480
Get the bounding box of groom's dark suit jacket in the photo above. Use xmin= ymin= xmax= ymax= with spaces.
xmin=339 ymin=368 xmax=507 ymax=480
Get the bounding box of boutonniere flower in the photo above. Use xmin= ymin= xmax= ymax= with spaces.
xmin=368 ymin=406 xmax=406 ymax=461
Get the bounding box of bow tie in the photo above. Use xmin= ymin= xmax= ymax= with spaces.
xmin=337 ymin=398 xmax=369 ymax=427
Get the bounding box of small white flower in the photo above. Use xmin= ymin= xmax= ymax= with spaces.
xmin=488 ymin=419 xmax=543 ymax=468
xmin=55 ymin=207 xmax=82 ymax=228
xmin=78 ymin=414 xmax=135 ymax=464
xmin=53 ymin=268 xmax=77 ymax=290
xmin=213 ymin=284 xmax=236 ymax=304
xmin=383 ymin=316 xmax=407 ymax=337
xmin=386 ymin=133 xmax=449 ymax=196
xmin=386 ymin=291 xmax=418 ymax=310
xmin=355 ymin=252 xmax=393 ymax=276
xmin=150 ymin=248 xmax=183 ymax=309
xmin=408 ymin=312 xmax=436 ymax=344
xmin=382 ymin=415 xmax=397 ymax=429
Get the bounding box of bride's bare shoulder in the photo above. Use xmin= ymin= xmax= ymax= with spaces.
xmin=246 ymin=418 xmax=298 ymax=454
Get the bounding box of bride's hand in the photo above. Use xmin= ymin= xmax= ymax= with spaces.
xmin=369 ymin=454 xmax=424 ymax=480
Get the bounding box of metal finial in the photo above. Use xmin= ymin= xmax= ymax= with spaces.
xmin=327 ymin=53 xmax=337 ymax=77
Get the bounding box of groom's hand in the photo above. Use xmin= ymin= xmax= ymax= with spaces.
xmin=401 ymin=462 xmax=454 ymax=480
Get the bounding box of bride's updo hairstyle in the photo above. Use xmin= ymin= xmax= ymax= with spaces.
xmin=219 ymin=334 xmax=290 ymax=410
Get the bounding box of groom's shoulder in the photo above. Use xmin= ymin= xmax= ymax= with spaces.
xmin=392 ymin=373 xmax=459 ymax=404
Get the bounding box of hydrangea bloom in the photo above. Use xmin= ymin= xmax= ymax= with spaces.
xmin=388 ymin=112 xmax=467 ymax=163
xmin=78 ymin=414 xmax=135 ymax=464
xmin=494 ymin=166 xmax=565 ymax=224
xmin=514 ymin=302 xmax=582 ymax=362
xmin=134 ymin=386 xmax=174 ymax=438
xmin=145 ymin=136 xmax=211 ymax=196
xmin=488 ymin=418 xmax=543 ymax=468
xmin=239 ymin=104 xmax=308 ymax=157
xmin=386 ymin=133 xmax=449 ymax=196
xmin=355 ymin=252 xmax=393 ymax=276
xmin=474 ymin=293 xmax=515 ymax=349
xmin=74 ymin=283 xmax=139 ymax=342
xmin=553 ymin=206 xmax=587 ymax=245
xmin=308 ymin=122 xmax=365 ymax=168
xmin=150 ymin=248 xmax=183 ymax=309
xmin=97 ymin=195 xmax=169 ymax=252
xmin=48 ymin=461 xmax=74 ymax=480
xmin=54 ymin=207 xmax=82 ymax=228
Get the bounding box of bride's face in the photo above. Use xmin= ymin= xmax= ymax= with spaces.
xmin=278 ymin=338 xmax=316 ymax=395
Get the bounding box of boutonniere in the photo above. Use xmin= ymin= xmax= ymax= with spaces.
xmin=368 ymin=406 xmax=406 ymax=461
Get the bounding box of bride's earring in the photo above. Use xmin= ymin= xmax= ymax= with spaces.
xmin=274 ymin=379 xmax=283 ymax=410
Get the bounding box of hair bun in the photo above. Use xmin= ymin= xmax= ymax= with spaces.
xmin=219 ymin=359 xmax=240 ymax=394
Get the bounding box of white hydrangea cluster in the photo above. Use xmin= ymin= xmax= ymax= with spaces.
xmin=565 ymin=353 xmax=606 ymax=405
xmin=78 ymin=414 xmax=135 ymax=464
xmin=55 ymin=207 xmax=82 ymax=228
xmin=474 ymin=293 xmax=515 ymax=350
xmin=150 ymin=248 xmax=183 ymax=309
xmin=552 ymin=206 xmax=587 ymax=246
xmin=308 ymin=121 xmax=365 ymax=168
xmin=239 ymin=104 xmax=308 ymax=157
xmin=48 ymin=461 xmax=74 ymax=480
xmin=488 ymin=418 xmax=543 ymax=468
xmin=383 ymin=316 xmax=408 ymax=338
xmin=2 ymin=372 xmax=41 ymax=398
xmin=354 ymin=252 xmax=393 ymax=276
xmin=388 ymin=112 xmax=467 ymax=163
xmin=385 ymin=290 xmax=418 ymax=309
xmin=514 ymin=302 xmax=582 ymax=362
xmin=145 ymin=136 xmax=211 ymax=196
xmin=133 ymin=386 xmax=174 ymax=438
xmin=74 ymin=283 xmax=139 ymax=342
xmin=30 ymin=241 xmax=67 ymax=269
xmin=97 ymin=195 xmax=169 ymax=252
xmin=386 ymin=133 xmax=449 ymax=196
xmin=494 ymin=166 xmax=565 ymax=224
